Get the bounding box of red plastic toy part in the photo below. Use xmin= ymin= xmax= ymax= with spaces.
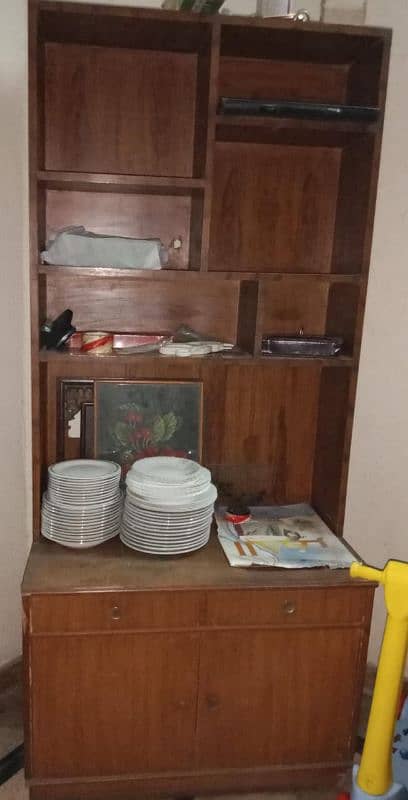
xmin=335 ymin=793 xmax=350 ymax=800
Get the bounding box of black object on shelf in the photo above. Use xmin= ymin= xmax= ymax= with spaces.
xmin=218 ymin=97 xmax=380 ymax=122
xmin=40 ymin=309 xmax=76 ymax=350
xmin=261 ymin=334 xmax=343 ymax=358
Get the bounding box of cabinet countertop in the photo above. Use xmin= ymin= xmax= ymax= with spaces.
xmin=22 ymin=532 xmax=372 ymax=595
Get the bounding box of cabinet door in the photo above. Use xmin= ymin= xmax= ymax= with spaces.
xmin=196 ymin=627 xmax=363 ymax=768
xmin=30 ymin=632 xmax=199 ymax=778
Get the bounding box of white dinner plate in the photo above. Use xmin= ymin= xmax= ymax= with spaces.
xmin=43 ymin=496 xmax=123 ymax=515
xmin=42 ymin=530 xmax=119 ymax=548
xmin=123 ymin=510 xmax=212 ymax=533
xmin=122 ymin=515 xmax=213 ymax=533
xmin=41 ymin=526 xmax=120 ymax=541
xmin=49 ymin=460 xmax=121 ymax=480
xmin=121 ymin=519 xmax=211 ymax=539
xmin=123 ymin=500 xmax=214 ymax=518
xmin=128 ymin=457 xmax=207 ymax=485
xmin=47 ymin=491 xmax=121 ymax=505
xmin=120 ymin=534 xmax=209 ymax=555
xmin=41 ymin=520 xmax=121 ymax=536
xmin=125 ymin=485 xmax=217 ymax=512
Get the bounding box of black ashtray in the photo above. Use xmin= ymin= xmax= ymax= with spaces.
xmin=261 ymin=334 xmax=343 ymax=358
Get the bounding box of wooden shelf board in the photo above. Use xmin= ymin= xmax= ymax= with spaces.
xmin=37 ymin=171 xmax=206 ymax=195
xmin=38 ymin=265 xmax=362 ymax=283
xmin=215 ymin=114 xmax=378 ymax=136
xmin=39 ymin=349 xmax=353 ymax=368
xmin=22 ymin=532 xmax=368 ymax=595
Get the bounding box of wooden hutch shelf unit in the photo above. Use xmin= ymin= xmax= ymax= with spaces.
xmin=23 ymin=2 xmax=391 ymax=798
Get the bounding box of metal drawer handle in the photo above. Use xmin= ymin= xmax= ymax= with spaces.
xmin=112 ymin=606 xmax=121 ymax=620
xmin=283 ymin=600 xmax=296 ymax=615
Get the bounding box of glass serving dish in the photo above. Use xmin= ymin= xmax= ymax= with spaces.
xmin=261 ymin=334 xmax=343 ymax=357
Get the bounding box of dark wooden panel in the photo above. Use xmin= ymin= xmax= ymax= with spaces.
xmin=196 ymin=627 xmax=364 ymax=768
xmin=257 ymin=277 xmax=329 ymax=341
xmin=45 ymin=43 xmax=197 ymax=177
xmin=205 ymin=586 xmax=369 ymax=627
xmin=45 ymin=190 xmax=192 ymax=270
xmin=209 ymin=142 xmax=340 ymax=272
xmin=236 ymin=279 xmax=259 ymax=354
xmin=312 ymin=367 xmax=351 ymax=534
xmin=218 ymin=56 xmax=349 ymax=104
xmin=44 ymin=274 xmax=240 ymax=340
xmin=220 ymin=21 xmax=386 ymax=66
xmin=30 ymin=592 xmax=203 ymax=633
xmin=332 ymin=136 xmax=375 ymax=274
xmin=326 ymin=282 xmax=360 ymax=354
xmin=30 ymin=633 xmax=199 ymax=777
xmin=206 ymin=364 xmax=321 ymax=504
xmin=39 ymin=6 xmax=212 ymax=54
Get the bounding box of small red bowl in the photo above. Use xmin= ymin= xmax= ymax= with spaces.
xmin=224 ymin=511 xmax=251 ymax=524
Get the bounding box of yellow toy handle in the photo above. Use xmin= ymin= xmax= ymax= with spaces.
xmin=350 ymin=559 xmax=408 ymax=796
xmin=350 ymin=562 xmax=384 ymax=584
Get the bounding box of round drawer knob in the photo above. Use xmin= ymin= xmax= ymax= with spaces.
xmin=283 ymin=600 xmax=296 ymax=615
xmin=112 ymin=606 xmax=121 ymax=620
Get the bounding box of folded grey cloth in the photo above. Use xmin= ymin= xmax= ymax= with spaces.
xmin=41 ymin=226 xmax=167 ymax=270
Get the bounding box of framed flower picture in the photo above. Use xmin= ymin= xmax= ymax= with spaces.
xmin=94 ymin=381 xmax=203 ymax=477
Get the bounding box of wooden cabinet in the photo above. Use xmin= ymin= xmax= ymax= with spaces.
xmin=23 ymin=541 xmax=375 ymax=798
xmin=25 ymin=2 xmax=391 ymax=798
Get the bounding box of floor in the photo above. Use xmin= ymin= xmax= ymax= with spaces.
xmin=0 ymin=687 xmax=23 ymax=764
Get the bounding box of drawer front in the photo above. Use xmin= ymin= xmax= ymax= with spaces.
xmin=29 ymin=591 xmax=203 ymax=633
xmin=205 ymin=586 xmax=370 ymax=627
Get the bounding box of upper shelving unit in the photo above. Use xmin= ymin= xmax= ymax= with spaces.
xmin=29 ymin=1 xmax=391 ymax=538
xmin=31 ymin=1 xmax=389 ymax=353
xmin=32 ymin=2 xmax=389 ymax=279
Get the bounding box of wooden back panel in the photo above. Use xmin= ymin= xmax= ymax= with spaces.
xmin=209 ymin=142 xmax=341 ymax=273
xmin=44 ymin=43 xmax=197 ymax=177
xmin=45 ymin=274 xmax=240 ymax=340
xmin=218 ymin=56 xmax=350 ymax=104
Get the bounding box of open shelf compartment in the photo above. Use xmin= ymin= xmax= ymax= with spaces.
xmin=41 ymin=354 xmax=352 ymax=535
xmin=37 ymin=6 xmax=213 ymax=179
xmin=218 ymin=21 xmax=386 ymax=108
xmin=209 ymin=131 xmax=375 ymax=275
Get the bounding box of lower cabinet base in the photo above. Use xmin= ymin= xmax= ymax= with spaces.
xmin=28 ymin=763 xmax=352 ymax=800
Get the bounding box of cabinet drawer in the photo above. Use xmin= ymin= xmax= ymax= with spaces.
xmin=205 ymin=586 xmax=370 ymax=627
xmin=29 ymin=591 xmax=203 ymax=633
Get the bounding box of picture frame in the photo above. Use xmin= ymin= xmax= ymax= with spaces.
xmin=57 ymin=379 xmax=94 ymax=461
xmin=80 ymin=402 xmax=95 ymax=459
xmin=94 ymin=380 xmax=203 ymax=475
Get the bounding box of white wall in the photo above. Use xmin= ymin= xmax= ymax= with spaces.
xmin=344 ymin=0 xmax=408 ymax=668
xmin=0 ymin=0 xmax=31 ymax=668
xmin=0 ymin=0 xmax=405 ymax=670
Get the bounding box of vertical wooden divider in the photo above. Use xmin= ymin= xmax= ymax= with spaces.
xmin=29 ymin=0 xmax=43 ymax=540
xmin=199 ymin=20 xmax=221 ymax=272
xmin=236 ymin=281 xmax=259 ymax=355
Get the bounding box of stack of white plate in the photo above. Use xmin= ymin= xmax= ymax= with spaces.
xmin=120 ymin=457 xmax=217 ymax=555
xmin=42 ymin=460 xmax=123 ymax=548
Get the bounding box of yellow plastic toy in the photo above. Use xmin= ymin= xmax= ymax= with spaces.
xmin=338 ymin=560 xmax=408 ymax=800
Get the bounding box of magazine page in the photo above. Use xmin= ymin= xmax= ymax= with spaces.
xmin=216 ymin=504 xmax=357 ymax=569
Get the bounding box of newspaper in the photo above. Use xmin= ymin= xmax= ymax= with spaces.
xmin=216 ymin=504 xmax=357 ymax=569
